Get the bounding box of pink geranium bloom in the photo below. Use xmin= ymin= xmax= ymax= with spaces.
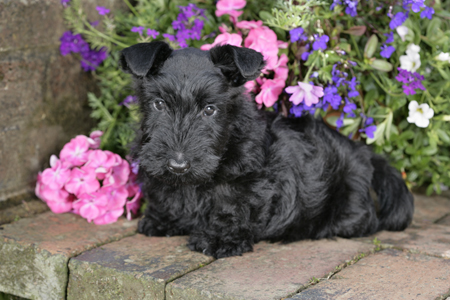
xmin=97 ymin=185 xmax=128 ymax=210
xmin=38 ymin=185 xmax=74 ymax=213
xmin=60 ymin=135 xmax=90 ymax=166
xmin=215 ymin=0 xmax=246 ymax=16
xmin=73 ymin=193 xmax=107 ymax=222
xmin=126 ymin=187 xmax=142 ymax=221
xmin=94 ymin=208 xmax=124 ymax=225
xmin=236 ymin=20 xmax=263 ymax=29
xmin=65 ymin=167 xmax=100 ymax=196
xmin=245 ymin=27 xmax=279 ymax=70
xmin=244 ymin=80 xmax=257 ymax=94
xmin=200 ymin=33 xmax=243 ymax=50
xmin=273 ymin=54 xmax=289 ymax=82
xmin=40 ymin=156 xmax=71 ymax=190
xmin=285 ymin=82 xmax=324 ymax=106
xmin=255 ymin=79 xmax=285 ymax=107
xmin=85 ymin=150 xmax=116 ymax=180
xmin=87 ymin=130 xmax=103 ymax=149
xmin=103 ymin=156 xmax=130 ymax=187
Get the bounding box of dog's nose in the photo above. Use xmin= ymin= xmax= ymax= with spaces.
xmin=167 ymin=159 xmax=190 ymax=174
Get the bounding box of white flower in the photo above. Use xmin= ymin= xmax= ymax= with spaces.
xmin=400 ymin=44 xmax=421 ymax=72
xmin=396 ymin=25 xmax=409 ymax=42
xmin=407 ymin=101 xmax=434 ymax=128
xmin=436 ymin=52 xmax=450 ymax=62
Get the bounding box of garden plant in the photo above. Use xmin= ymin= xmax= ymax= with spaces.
xmin=36 ymin=0 xmax=450 ymax=224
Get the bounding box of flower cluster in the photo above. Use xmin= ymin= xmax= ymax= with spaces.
xmin=201 ymin=1 xmax=288 ymax=108
xmin=35 ymin=132 xmax=142 ymax=225
xmin=60 ymin=31 xmax=108 ymax=72
xmin=395 ymin=68 xmax=425 ymax=95
xmin=330 ymin=0 xmax=358 ymax=17
xmin=216 ymin=0 xmax=246 ymax=23
xmin=163 ymin=4 xmax=206 ymax=48
xmin=131 ymin=26 xmax=160 ymax=39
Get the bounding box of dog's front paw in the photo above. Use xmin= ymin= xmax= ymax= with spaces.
xmin=188 ymin=232 xmax=253 ymax=258
xmin=138 ymin=217 xmax=187 ymax=237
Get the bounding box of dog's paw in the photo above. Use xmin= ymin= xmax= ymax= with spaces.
xmin=188 ymin=232 xmax=253 ymax=258
xmin=138 ymin=217 xmax=186 ymax=237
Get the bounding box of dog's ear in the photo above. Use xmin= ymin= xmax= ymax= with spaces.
xmin=120 ymin=41 xmax=173 ymax=77
xmin=210 ymin=45 xmax=265 ymax=86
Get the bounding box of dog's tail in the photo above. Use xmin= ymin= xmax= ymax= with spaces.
xmin=371 ymin=154 xmax=414 ymax=231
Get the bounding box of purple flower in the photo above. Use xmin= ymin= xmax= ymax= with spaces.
xmin=420 ymin=6 xmax=434 ymax=19
xmin=96 ymin=6 xmax=110 ymax=15
xmin=403 ymin=0 xmax=425 ymax=13
xmin=331 ymin=64 xmax=347 ymax=87
xmin=344 ymin=0 xmax=358 ymax=17
xmin=380 ymin=45 xmax=396 ymax=59
xmin=323 ymin=85 xmax=342 ymax=109
xmin=359 ymin=125 xmax=377 ymax=138
xmin=343 ymin=101 xmax=357 ymax=114
xmin=384 ymin=32 xmax=394 ymax=43
xmin=336 ymin=113 xmax=344 ymax=129
xmin=312 ymin=35 xmax=329 ymax=51
xmin=365 ymin=117 xmax=374 ymax=125
xmin=147 ymin=29 xmax=159 ymax=39
xmin=163 ymin=33 xmax=176 ymax=41
xmin=91 ymin=21 xmax=99 ymax=27
xmin=389 ymin=12 xmax=408 ymax=29
xmin=290 ymin=27 xmax=308 ymax=43
xmin=330 ymin=0 xmax=342 ymax=10
xmin=80 ymin=47 xmax=108 ymax=71
xmin=131 ymin=26 xmax=145 ymax=34
xmin=301 ymin=51 xmax=311 ymax=61
xmin=120 ymin=95 xmax=138 ymax=107
xmin=395 ymin=68 xmax=426 ymax=95
xmin=61 ymin=0 xmax=70 ymax=4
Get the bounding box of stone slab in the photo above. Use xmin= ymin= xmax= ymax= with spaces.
xmin=0 ymin=212 xmax=138 ymax=300
xmin=166 ymin=238 xmax=374 ymax=300
xmin=412 ymin=194 xmax=450 ymax=225
xmin=373 ymin=224 xmax=450 ymax=258
xmin=67 ymin=235 xmax=214 ymax=300
xmin=288 ymin=249 xmax=450 ymax=299
xmin=0 ymin=199 xmax=49 ymax=225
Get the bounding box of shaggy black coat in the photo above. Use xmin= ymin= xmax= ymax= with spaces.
xmin=120 ymin=41 xmax=414 ymax=258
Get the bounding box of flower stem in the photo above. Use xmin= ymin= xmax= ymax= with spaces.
xmin=369 ymin=73 xmax=404 ymax=97
xmin=303 ymin=57 xmax=318 ymax=83
xmin=83 ymin=19 xmax=129 ymax=48
xmin=350 ymin=36 xmax=362 ymax=59
xmin=122 ymin=0 xmax=139 ymax=16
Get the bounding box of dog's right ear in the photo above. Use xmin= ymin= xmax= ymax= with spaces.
xmin=210 ymin=44 xmax=265 ymax=86
xmin=120 ymin=41 xmax=173 ymax=77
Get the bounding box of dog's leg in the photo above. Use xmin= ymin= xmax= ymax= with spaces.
xmin=187 ymin=204 xmax=255 ymax=258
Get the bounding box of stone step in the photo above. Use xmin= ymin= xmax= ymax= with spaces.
xmin=67 ymin=235 xmax=214 ymax=300
xmin=166 ymin=239 xmax=374 ymax=300
xmin=0 ymin=212 xmax=138 ymax=300
xmin=287 ymin=249 xmax=450 ymax=299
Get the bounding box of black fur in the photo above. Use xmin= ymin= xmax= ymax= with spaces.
xmin=120 ymin=42 xmax=414 ymax=259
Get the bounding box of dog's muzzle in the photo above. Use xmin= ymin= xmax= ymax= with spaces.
xmin=167 ymin=159 xmax=191 ymax=174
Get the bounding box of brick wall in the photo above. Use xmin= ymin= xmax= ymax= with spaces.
xmin=0 ymin=0 xmax=126 ymax=203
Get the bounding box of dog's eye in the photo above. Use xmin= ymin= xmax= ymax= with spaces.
xmin=203 ymin=105 xmax=216 ymax=117
xmin=153 ymin=99 xmax=166 ymax=111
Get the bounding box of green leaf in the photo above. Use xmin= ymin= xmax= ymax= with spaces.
xmin=367 ymin=122 xmax=386 ymax=145
xmin=437 ymin=129 xmax=450 ymax=144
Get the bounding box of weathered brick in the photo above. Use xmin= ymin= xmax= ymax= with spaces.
xmin=0 ymin=212 xmax=138 ymax=300
xmin=413 ymin=193 xmax=450 ymax=224
xmin=166 ymin=239 xmax=374 ymax=300
xmin=0 ymin=199 xmax=49 ymax=225
xmin=374 ymin=224 xmax=450 ymax=258
xmin=288 ymin=249 xmax=450 ymax=299
xmin=67 ymin=235 xmax=214 ymax=300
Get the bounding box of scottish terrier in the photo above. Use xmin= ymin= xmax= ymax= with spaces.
xmin=120 ymin=41 xmax=414 ymax=259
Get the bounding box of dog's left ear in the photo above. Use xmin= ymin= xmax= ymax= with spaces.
xmin=120 ymin=41 xmax=173 ymax=77
xmin=210 ymin=45 xmax=265 ymax=86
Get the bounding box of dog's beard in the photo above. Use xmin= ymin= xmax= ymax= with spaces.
xmin=139 ymin=147 xmax=222 ymax=186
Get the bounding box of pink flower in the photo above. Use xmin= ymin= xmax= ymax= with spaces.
xmin=94 ymin=208 xmax=124 ymax=225
xmin=236 ymin=20 xmax=263 ymax=29
xmin=273 ymin=54 xmax=289 ymax=82
xmin=244 ymin=80 xmax=257 ymax=94
xmin=200 ymin=33 xmax=243 ymax=50
xmin=73 ymin=193 xmax=108 ymax=222
xmin=103 ymin=155 xmax=130 ymax=187
xmin=255 ymin=79 xmax=285 ymax=107
xmin=126 ymin=185 xmax=142 ymax=221
xmin=216 ymin=0 xmax=246 ymax=19
xmin=60 ymin=135 xmax=90 ymax=167
xmin=245 ymin=27 xmax=279 ymax=70
xmin=87 ymin=131 xmax=103 ymax=149
xmin=97 ymin=185 xmax=128 ymax=210
xmin=85 ymin=150 xmax=116 ymax=180
xmin=40 ymin=156 xmax=71 ymax=190
xmin=285 ymin=82 xmax=324 ymax=106
xmin=65 ymin=167 xmax=100 ymax=196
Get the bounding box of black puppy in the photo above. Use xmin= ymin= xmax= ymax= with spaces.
xmin=120 ymin=41 xmax=414 ymax=258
